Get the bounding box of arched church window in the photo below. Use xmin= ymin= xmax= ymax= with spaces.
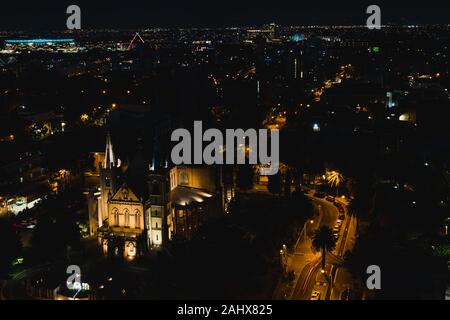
xmin=127 ymin=242 xmax=136 ymax=258
xmin=112 ymin=208 xmax=119 ymax=226
xmin=135 ymin=209 xmax=140 ymax=228
xmin=123 ymin=209 xmax=129 ymax=227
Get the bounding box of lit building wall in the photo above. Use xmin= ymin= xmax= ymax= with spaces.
xmin=108 ymin=185 xmax=144 ymax=231
xmin=146 ymin=205 xmax=163 ymax=246
xmin=169 ymin=166 xmax=216 ymax=192
xmin=146 ymin=173 xmax=168 ymax=247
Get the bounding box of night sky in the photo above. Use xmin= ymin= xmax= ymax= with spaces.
xmin=0 ymin=0 xmax=449 ymax=30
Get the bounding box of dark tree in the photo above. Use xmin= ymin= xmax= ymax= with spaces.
xmin=236 ymin=165 xmax=254 ymax=191
xmin=0 ymin=218 xmax=22 ymax=276
xmin=289 ymin=191 xmax=314 ymax=221
xmin=284 ymin=170 xmax=292 ymax=198
xmin=312 ymin=226 xmax=336 ymax=270
xmin=31 ymin=213 xmax=81 ymax=260
xmin=267 ymin=172 xmax=281 ymax=196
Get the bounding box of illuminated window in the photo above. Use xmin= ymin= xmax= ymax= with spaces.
xmin=180 ymin=172 xmax=189 ymax=185
xmin=127 ymin=242 xmax=136 ymax=259
xmin=170 ymin=172 xmax=175 ymax=188
xmin=152 ymin=208 xmax=161 ymax=217
xmin=135 ymin=209 xmax=140 ymax=228
xmin=112 ymin=208 xmax=119 ymax=226
xmin=124 ymin=209 xmax=129 ymax=227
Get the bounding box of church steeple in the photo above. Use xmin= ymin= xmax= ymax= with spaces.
xmin=104 ymin=131 xmax=116 ymax=169
xmin=98 ymin=131 xmax=120 ymax=229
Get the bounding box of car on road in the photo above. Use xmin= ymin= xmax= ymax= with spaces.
xmin=314 ymin=191 xmax=327 ymax=198
xmin=334 ymin=202 xmax=345 ymax=212
xmin=338 ymin=213 xmax=345 ymax=220
xmin=333 ymin=232 xmax=339 ymax=240
xmin=325 ymin=195 xmax=335 ymax=202
xmin=333 ymin=225 xmax=340 ymax=234
xmin=310 ymin=291 xmax=321 ymax=300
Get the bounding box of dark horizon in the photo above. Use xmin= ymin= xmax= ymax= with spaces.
xmin=0 ymin=0 xmax=449 ymax=31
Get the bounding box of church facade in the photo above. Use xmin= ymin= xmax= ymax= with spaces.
xmin=87 ymin=132 xmax=224 ymax=259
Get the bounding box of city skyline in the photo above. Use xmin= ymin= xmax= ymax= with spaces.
xmin=0 ymin=1 xmax=450 ymax=30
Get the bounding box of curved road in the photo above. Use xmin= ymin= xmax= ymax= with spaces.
xmin=274 ymin=191 xmax=356 ymax=300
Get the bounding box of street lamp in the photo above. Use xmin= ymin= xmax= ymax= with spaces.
xmin=304 ymin=219 xmax=314 ymax=242
xmin=280 ymin=248 xmax=287 ymax=274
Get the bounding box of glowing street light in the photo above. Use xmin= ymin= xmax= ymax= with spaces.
xmin=313 ymin=123 xmax=320 ymax=132
xmin=304 ymin=219 xmax=314 ymax=242
xmin=280 ymin=247 xmax=287 ymax=274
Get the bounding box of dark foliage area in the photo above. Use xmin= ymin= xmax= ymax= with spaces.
xmin=0 ymin=218 xmax=22 ymax=276
xmin=345 ymin=225 xmax=448 ymax=299
xmin=154 ymin=192 xmax=314 ymax=299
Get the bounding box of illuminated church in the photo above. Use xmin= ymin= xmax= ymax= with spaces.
xmin=87 ymin=132 xmax=224 ymax=260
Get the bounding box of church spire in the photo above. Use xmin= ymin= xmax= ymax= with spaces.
xmin=104 ymin=131 xmax=116 ymax=169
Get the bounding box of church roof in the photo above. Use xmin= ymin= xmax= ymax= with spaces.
xmin=110 ymin=183 xmax=141 ymax=203
xmin=169 ymin=185 xmax=213 ymax=206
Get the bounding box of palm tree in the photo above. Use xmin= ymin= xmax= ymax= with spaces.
xmin=311 ymin=226 xmax=336 ymax=271
xmin=326 ymin=170 xmax=343 ymax=197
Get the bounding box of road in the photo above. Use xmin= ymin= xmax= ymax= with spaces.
xmin=330 ymin=215 xmax=358 ymax=300
xmin=273 ymin=191 xmax=357 ymax=300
